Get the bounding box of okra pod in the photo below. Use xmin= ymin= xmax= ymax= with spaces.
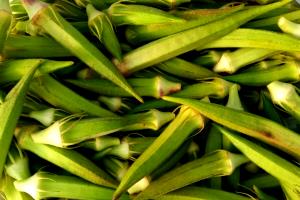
xmin=22 ymin=0 xmax=142 ymax=102
xmin=113 ymin=106 xmax=205 ymax=199
xmin=224 ymin=61 xmax=300 ymax=86
xmin=0 ymin=64 xmax=39 ymax=178
xmin=135 ymin=150 xmax=248 ymax=200
xmin=16 ymin=126 xmax=117 ymax=188
xmin=163 ymin=96 xmax=300 ymax=159
xmin=114 ymin=0 xmax=291 ymax=75
xmin=14 ymin=172 xmax=129 ymax=200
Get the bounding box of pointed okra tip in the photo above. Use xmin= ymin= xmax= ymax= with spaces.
xmin=86 ymin=4 xmax=100 ymax=20
xmin=21 ymin=0 xmax=47 ymax=19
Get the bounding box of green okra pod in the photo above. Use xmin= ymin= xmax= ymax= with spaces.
xmin=157 ymin=57 xmax=218 ymax=80
xmin=172 ymin=78 xmax=233 ymax=99
xmin=202 ymin=28 xmax=300 ymax=51
xmin=16 ymin=126 xmax=117 ymax=188
xmin=245 ymin=9 xmax=300 ymax=30
xmin=113 ymin=106 xmax=205 ymax=199
xmin=223 ymin=61 xmax=300 ymax=86
xmin=3 ymin=35 xmax=72 ymax=59
xmin=29 ymin=75 xmax=116 ymax=117
xmin=171 ymin=4 xmax=245 ymax=20
xmin=114 ymin=0 xmax=291 ymax=75
xmin=14 ymin=172 xmax=130 ymax=200
xmin=31 ymin=109 xmax=174 ymax=147
xmin=217 ymin=126 xmax=300 ymax=190
xmin=67 ymin=76 xmax=181 ymax=99
xmin=0 ymin=59 xmax=73 ymax=85
xmin=125 ymin=4 xmax=244 ymax=45
xmin=21 ymin=0 xmax=142 ymax=102
xmin=135 ymin=150 xmax=248 ymax=200
xmin=162 ymin=96 xmax=300 ymax=159
xmin=213 ymin=48 xmax=279 ymax=74
xmin=130 ymin=78 xmax=233 ymax=112
xmin=107 ymin=3 xmax=185 ymax=26
xmin=0 ymin=63 xmax=39 ymax=178
xmin=87 ymin=4 xmax=122 ymax=60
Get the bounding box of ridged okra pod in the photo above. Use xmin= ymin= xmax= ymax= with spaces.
xmin=21 ymin=0 xmax=142 ymax=102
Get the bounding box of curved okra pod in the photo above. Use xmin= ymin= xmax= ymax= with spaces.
xmin=31 ymin=109 xmax=174 ymax=147
xmin=3 ymin=35 xmax=72 ymax=59
xmin=217 ymin=125 xmax=300 ymax=190
xmin=223 ymin=61 xmax=300 ymax=86
xmin=113 ymin=0 xmax=291 ymax=75
xmin=130 ymin=78 xmax=233 ymax=112
xmin=157 ymin=57 xmax=218 ymax=80
xmin=16 ymin=126 xmax=117 ymax=188
xmin=135 ymin=150 xmax=248 ymax=200
xmin=107 ymin=3 xmax=185 ymax=26
xmin=0 ymin=59 xmax=73 ymax=85
xmin=67 ymin=76 xmax=181 ymax=99
xmin=125 ymin=4 xmax=244 ymax=45
xmin=213 ymin=48 xmax=279 ymax=74
xmin=21 ymin=0 xmax=142 ymax=102
xmin=113 ymin=106 xmax=205 ymax=199
xmin=162 ymin=96 xmax=300 ymax=159
xmin=14 ymin=172 xmax=130 ymax=200
xmin=0 ymin=63 xmax=39 ymax=179
xmin=29 ymin=75 xmax=116 ymax=117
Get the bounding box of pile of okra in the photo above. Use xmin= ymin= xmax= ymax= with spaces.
xmin=2 ymin=0 xmax=300 ymax=199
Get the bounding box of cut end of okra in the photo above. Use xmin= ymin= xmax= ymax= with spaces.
xmin=31 ymin=120 xmax=63 ymax=147
xmin=278 ymin=17 xmax=300 ymax=38
xmin=127 ymin=176 xmax=150 ymax=195
xmin=267 ymin=81 xmax=294 ymax=104
xmin=213 ymin=52 xmax=234 ymax=74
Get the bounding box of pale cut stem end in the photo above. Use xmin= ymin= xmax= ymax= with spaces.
xmin=127 ymin=176 xmax=150 ymax=195
xmin=267 ymin=81 xmax=295 ymax=106
xmin=31 ymin=121 xmax=63 ymax=147
xmin=278 ymin=17 xmax=300 ymax=38
xmin=213 ymin=52 xmax=235 ymax=74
